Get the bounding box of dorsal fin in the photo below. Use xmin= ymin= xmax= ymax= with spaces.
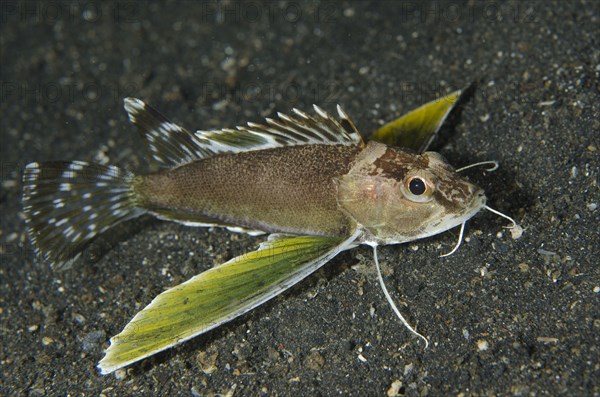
xmin=124 ymin=98 xmax=363 ymax=168
xmin=124 ymin=98 xmax=210 ymax=167
xmin=335 ymin=104 xmax=365 ymax=148
xmin=195 ymin=104 xmax=363 ymax=153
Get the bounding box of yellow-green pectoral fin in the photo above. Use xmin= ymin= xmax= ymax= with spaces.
xmin=370 ymin=90 xmax=462 ymax=153
xmin=98 ymin=232 xmax=360 ymax=374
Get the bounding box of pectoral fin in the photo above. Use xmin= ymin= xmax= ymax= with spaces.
xmin=98 ymin=231 xmax=360 ymax=374
xmin=370 ymin=90 xmax=462 ymax=153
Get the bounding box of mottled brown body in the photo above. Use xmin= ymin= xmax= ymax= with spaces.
xmin=134 ymin=144 xmax=361 ymax=236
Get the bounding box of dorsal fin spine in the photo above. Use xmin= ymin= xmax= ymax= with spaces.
xmin=124 ymin=98 xmax=361 ymax=167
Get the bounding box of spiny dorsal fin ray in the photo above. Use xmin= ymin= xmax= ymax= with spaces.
xmin=124 ymin=98 xmax=211 ymax=167
xmin=124 ymin=98 xmax=363 ymax=167
xmin=335 ymin=104 xmax=364 ymax=147
xmin=194 ymin=103 xmax=363 ymax=154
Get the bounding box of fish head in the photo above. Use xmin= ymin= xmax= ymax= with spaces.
xmin=336 ymin=141 xmax=486 ymax=244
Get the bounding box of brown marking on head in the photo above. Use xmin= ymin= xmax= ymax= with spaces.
xmin=336 ymin=141 xmax=486 ymax=244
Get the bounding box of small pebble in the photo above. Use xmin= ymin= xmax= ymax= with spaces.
xmin=114 ymin=368 xmax=127 ymax=380
xmin=537 ymin=248 xmax=556 ymax=256
xmin=510 ymin=225 xmax=524 ymax=240
xmin=387 ymin=379 xmax=403 ymax=397
xmin=536 ymin=336 xmax=559 ymax=344
xmin=81 ymin=330 xmax=106 ymax=353
xmin=476 ymin=339 xmax=489 ymax=351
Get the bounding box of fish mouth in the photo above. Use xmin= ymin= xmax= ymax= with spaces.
xmin=425 ymin=189 xmax=487 ymax=238
xmin=438 ymin=188 xmax=487 ymax=233
xmin=474 ymin=189 xmax=486 ymax=210
xmin=462 ymin=189 xmax=487 ymax=222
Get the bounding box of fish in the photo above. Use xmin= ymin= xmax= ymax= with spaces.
xmin=21 ymin=90 xmax=518 ymax=374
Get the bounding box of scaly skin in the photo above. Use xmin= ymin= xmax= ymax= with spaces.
xmin=133 ymin=141 xmax=485 ymax=245
xmin=134 ymin=144 xmax=361 ymax=237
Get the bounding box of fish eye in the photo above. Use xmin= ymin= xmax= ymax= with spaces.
xmin=408 ymin=178 xmax=426 ymax=195
xmin=402 ymin=176 xmax=434 ymax=203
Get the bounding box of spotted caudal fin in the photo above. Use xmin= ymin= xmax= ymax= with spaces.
xmin=22 ymin=161 xmax=145 ymax=269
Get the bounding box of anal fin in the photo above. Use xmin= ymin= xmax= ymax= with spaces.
xmin=149 ymin=208 xmax=265 ymax=236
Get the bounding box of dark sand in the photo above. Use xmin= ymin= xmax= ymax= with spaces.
xmin=1 ymin=1 xmax=598 ymax=395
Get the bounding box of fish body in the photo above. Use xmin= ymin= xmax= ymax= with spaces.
xmin=134 ymin=140 xmax=484 ymax=245
xmin=134 ymin=144 xmax=359 ymax=237
xmin=21 ymin=91 xmax=494 ymax=374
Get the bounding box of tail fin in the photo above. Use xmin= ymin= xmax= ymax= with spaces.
xmin=22 ymin=161 xmax=145 ymax=269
